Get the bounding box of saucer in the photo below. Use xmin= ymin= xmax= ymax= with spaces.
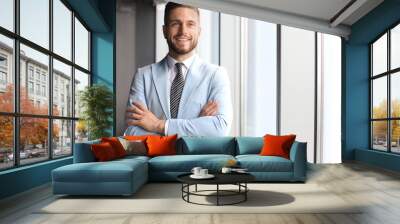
xmin=190 ymin=174 xmax=215 ymax=179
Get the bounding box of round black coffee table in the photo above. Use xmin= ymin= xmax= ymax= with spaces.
xmin=177 ymin=173 xmax=255 ymax=206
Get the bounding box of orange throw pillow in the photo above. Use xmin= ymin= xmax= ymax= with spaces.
xmin=146 ymin=134 xmax=178 ymax=157
xmin=101 ymin=137 xmax=127 ymax=158
xmin=260 ymin=134 xmax=296 ymax=159
xmin=91 ymin=142 xmax=118 ymax=161
xmin=124 ymin=135 xmax=148 ymax=141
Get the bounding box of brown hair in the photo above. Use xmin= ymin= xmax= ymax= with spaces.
xmin=164 ymin=2 xmax=200 ymax=25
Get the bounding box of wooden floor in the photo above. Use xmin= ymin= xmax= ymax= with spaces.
xmin=1 ymin=162 xmax=400 ymax=224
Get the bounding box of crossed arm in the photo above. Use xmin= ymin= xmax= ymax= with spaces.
xmin=124 ymin=67 xmax=232 ymax=137
xmin=126 ymin=101 xmax=219 ymax=134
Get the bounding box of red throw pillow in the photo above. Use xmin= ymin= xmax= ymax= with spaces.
xmin=260 ymin=134 xmax=296 ymax=159
xmin=146 ymin=134 xmax=178 ymax=157
xmin=91 ymin=142 xmax=118 ymax=161
xmin=101 ymin=137 xmax=127 ymax=158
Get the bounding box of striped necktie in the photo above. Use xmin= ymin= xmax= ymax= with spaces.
xmin=170 ymin=62 xmax=185 ymax=118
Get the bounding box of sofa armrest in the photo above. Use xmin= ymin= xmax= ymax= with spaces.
xmin=289 ymin=141 xmax=307 ymax=181
xmin=73 ymin=140 xmax=100 ymax=163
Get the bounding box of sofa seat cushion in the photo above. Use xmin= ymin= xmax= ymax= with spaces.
xmin=149 ymin=154 xmax=235 ymax=172
xmin=179 ymin=137 xmax=236 ymax=155
xmin=53 ymin=158 xmax=147 ymax=183
xmin=236 ymin=155 xmax=293 ymax=172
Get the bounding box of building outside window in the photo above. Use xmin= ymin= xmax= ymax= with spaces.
xmin=41 ymin=85 xmax=46 ymax=97
xmin=28 ymin=81 xmax=34 ymax=94
xmin=0 ymin=54 xmax=7 ymax=67
xmin=0 ymin=54 xmax=7 ymax=89
xmin=0 ymin=71 xmax=7 ymax=86
xmin=28 ymin=67 xmax=34 ymax=80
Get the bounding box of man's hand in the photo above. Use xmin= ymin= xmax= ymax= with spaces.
xmin=127 ymin=102 xmax=165 ymax=134
xmin=200 ymin=101 xmax=218 ymax=117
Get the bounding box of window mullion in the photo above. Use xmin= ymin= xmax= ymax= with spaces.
xmin=49 ymin=0 xmax=54 ymax=160
xmin=71 ymin=10 xmax=76 ymax=155
xmin=14 ymin=0 xmax=21 ymax=167
xmin=388 ymin=30 xmax=391 ymax=152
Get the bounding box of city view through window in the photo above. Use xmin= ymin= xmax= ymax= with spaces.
xmin=0 ymin=0 xmax=90 ymax=170
xmin=371 ymin=24 xmax=400 ymax=153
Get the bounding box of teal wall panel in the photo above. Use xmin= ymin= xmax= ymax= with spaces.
xmin=344 ymin=0 xmax=400 ymax=172
xmin=0 ymin=158 xmax=72 ymax=199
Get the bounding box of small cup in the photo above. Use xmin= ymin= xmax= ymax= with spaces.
xmin=199 ymin=169 xmax=208 ymax=176
xmin=221 ymin=167 xmax=232 ymax=174
xmin=191 ymin=167 xmax=202 ymax=176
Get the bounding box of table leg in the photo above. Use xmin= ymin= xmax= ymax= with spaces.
xmin=217 ymin=184 xmax=219 ymax=206
xmin=195 ymin=184 xmax=198 ymax=192
xmin=187 ymin=184 xmax=190 ymax=202
xmin=245 ymin=183 xmax=247 ymax=201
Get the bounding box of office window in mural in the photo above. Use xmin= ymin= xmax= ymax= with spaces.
xmin=0 ymin=0 xmax=91 ymax=170
xmin=371 ymin=23 xmax=400 ymax=153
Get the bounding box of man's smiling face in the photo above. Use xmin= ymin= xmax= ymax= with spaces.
xmin=163 ymin=7 xmax=201 ymax=56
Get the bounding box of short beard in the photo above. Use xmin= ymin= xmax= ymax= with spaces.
xmin=167 ymin=38 xmax=198 ymax=55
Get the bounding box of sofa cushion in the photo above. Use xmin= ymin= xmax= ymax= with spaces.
xmin=148 ymin=154 xmax=235 ymax=172
xmin=235 ymin=137 xmax=263 ymax=155
xmin=118 ymin=138 xmax=147 ymax=156
xmin=179 ymin=137 xmax=236 ymax=155
xmin=91 ymin=142 xmax=118 ymax=161
xmin=74 ymin=140 xmax=100 ymax=163
xmin=236 ymin=155 xmax=293 ymax=172
xmin=101 ymin=137 xmax=127 ymax=158
xmin=147 ymin=135 xmax=178 ymax=157
xmin=53 ymin=157 xmax=148 ymax=183
xmin=260 ymin=134 xmax=296 ymax=159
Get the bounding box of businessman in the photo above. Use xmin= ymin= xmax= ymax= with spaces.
xmin=124 ymin=2 xmax=232 ymax=137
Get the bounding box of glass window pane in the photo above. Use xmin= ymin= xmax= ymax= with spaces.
xmin=75 ymin=18 xmax=89 ymax=70
xmin=281 ymin=25 xmax=316 ymax=163
xmin=391 ymin=24 xmax=400 ymax=70
xmin=20 ymin=0 xmax=49 ymax=49
xmin=20 ymin=44 xmax=49 ymax=115
xmin=74 ymin=69 xmax=89 ymax=117
xmin=0 ymin=0 xmax=14 ymax=31
xmin=372 ymin=77 xmax=387 ymax=119
xmin=20 ymin=117 xmax=49 ymax=165
xmin=53 ymin=0 xmax=72 ymax=60
xmin=318 ymin=33 xmax=342 ymax=163
xmin=392 ymin=120 xmax=400 ymax=153
xmin=372 ymin=33 xmax=387 ymax=76
xmin=244 ymin=19 xmax=277 ymax=136
xmin=53 ymin=59 xmax=72 ymax=117
xmin=392 ymin=72 xmax=400 ymax=118
xmin=0 ymin=34 xmax=14 ymax=112
xmin=53 ymin=119 xmax=72 ymax=157
xmin=0 ymin=116 xmax=13 ymax=170
xmin=195 ymin=9 xmax=220 ymax=64
xmin=75 ymin=120 xmax=88 ymax=143
xmin=372 ymin=121 xmax=388 ymax=151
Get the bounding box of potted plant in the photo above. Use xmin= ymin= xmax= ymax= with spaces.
xmin=79 ymin=84 xmax=113 ymax=140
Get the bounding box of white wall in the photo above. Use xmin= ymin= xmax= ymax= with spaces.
xmin=116 ymin=0 xmax=155 ymax=136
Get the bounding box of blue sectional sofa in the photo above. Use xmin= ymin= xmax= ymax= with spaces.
xmin=52 ymin=137 xmax=307 ymax=196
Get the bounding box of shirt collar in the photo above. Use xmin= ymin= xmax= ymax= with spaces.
xmin=166 ymin=54 xmax=196 ymax=71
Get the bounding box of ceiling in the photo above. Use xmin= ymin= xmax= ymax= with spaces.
xmin=169 ymin=0 xmax=384 ymax=38
xmin=226 ymin=0 xmax=353 ymax=23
